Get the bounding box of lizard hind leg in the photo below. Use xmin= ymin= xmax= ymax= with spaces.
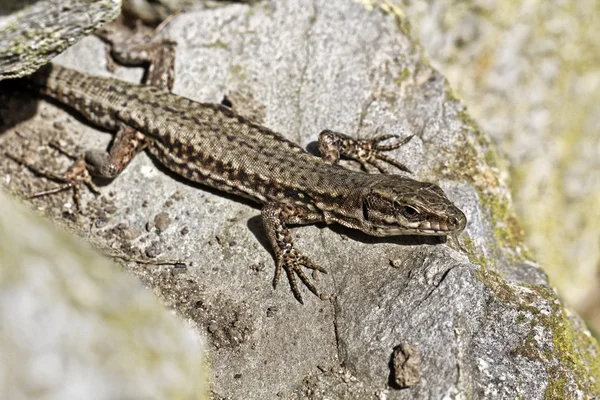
xmin=5 ymin=151 xmax=97 ymax=210
xmin=318 ymin=129 xmax=414 ymax=174
xmin=110 ymin=40 xmax=176 ymax=90
xmin=6 ymin=123 xmax=147 ymax=210
xmin=96 ymin=20 xmax=177 ymax=90
xmin=89 ymin=124 xmax=149 ymax=179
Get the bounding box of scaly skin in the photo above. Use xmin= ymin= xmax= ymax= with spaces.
xmin=22 ymin=63 xmax=467 ymax=302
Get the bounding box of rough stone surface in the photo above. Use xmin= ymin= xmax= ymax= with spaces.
xmin=401 ymin=0 xmax=600 ymax=336
xmin=0 ymin=1 xmax=598 ymax=399
xmin=0 ymin=192 xmax=210 ymax=399
xmin=0 ymin=0 xmax=120 ymax=80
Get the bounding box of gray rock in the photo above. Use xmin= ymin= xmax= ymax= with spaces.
xmin=0 ymin=0 xmax=598 ymax=399
xmin=0 ymin=191 xmax=210 ymax=399
xmin=400 ymin=0 xmax=600 ymax=336
xmin=391 ymin=343 xmax=421 ymax=388
xmin=0 ymin=0 xmax=120 ymax=80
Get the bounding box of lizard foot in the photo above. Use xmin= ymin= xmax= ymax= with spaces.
xmin=273 ymin=248 xmax=327 ymax=304
xmin=6 ymin=152 xmax=99 ymax=210
xmin=318 ymin=129 xmax=414 ymax=173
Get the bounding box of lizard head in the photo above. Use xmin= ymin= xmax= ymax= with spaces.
xmin=359 ymin=177 xmax=467 ymax=236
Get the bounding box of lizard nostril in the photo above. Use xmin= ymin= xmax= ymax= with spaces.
xmin=449 ymin=216 xmax=459 ymax=225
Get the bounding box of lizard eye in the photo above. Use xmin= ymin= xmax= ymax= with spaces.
xmin=401 ymin=205 xmax=419 ymax=219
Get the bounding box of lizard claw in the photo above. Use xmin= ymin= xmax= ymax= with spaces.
xmin=354 ymin=134 xmax=414 ymax=174
xmin=273 ymin=249 xmax=327 ymax=304
xmin=371 ymin=134 xmax=414 ymax=151
xmin=6 ymin=152 xmax=98 ymax=210
xmin=318 ymin=130 xmax=414 ymax=174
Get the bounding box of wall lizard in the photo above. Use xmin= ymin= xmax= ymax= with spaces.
xmin=12 ymin=43 xmax=467 ymax=303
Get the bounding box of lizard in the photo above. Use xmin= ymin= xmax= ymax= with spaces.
xmin=8 ymin=40 xmax=467 ymax=304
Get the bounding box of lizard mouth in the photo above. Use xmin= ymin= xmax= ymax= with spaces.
xmin=416 ymin=220 xmax=453 ymax=233
xmin=371 ymin=223 xmax=456 ymax=236
xmin=412 ymin=210 xmax=467 ymax=234
xmin=379 ymin=219 xmax=464 ymax=236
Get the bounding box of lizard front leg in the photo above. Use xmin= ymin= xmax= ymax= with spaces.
xmin=318 ymin=129 xmax=413 ymax=173
xmin=261 ymin=203 xmax=327 ymax=304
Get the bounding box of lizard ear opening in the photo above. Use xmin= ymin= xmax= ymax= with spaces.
xmin=362 ymin=198 xmax=370 ymax=221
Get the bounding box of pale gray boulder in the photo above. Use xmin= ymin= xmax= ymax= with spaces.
xmin=401 ymin=0 xmax=600 ymax=336
xmin=0 ymin=192 xmax=210 ymax=400
xmin=0 ymin=0 xmax=120 ymax=80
